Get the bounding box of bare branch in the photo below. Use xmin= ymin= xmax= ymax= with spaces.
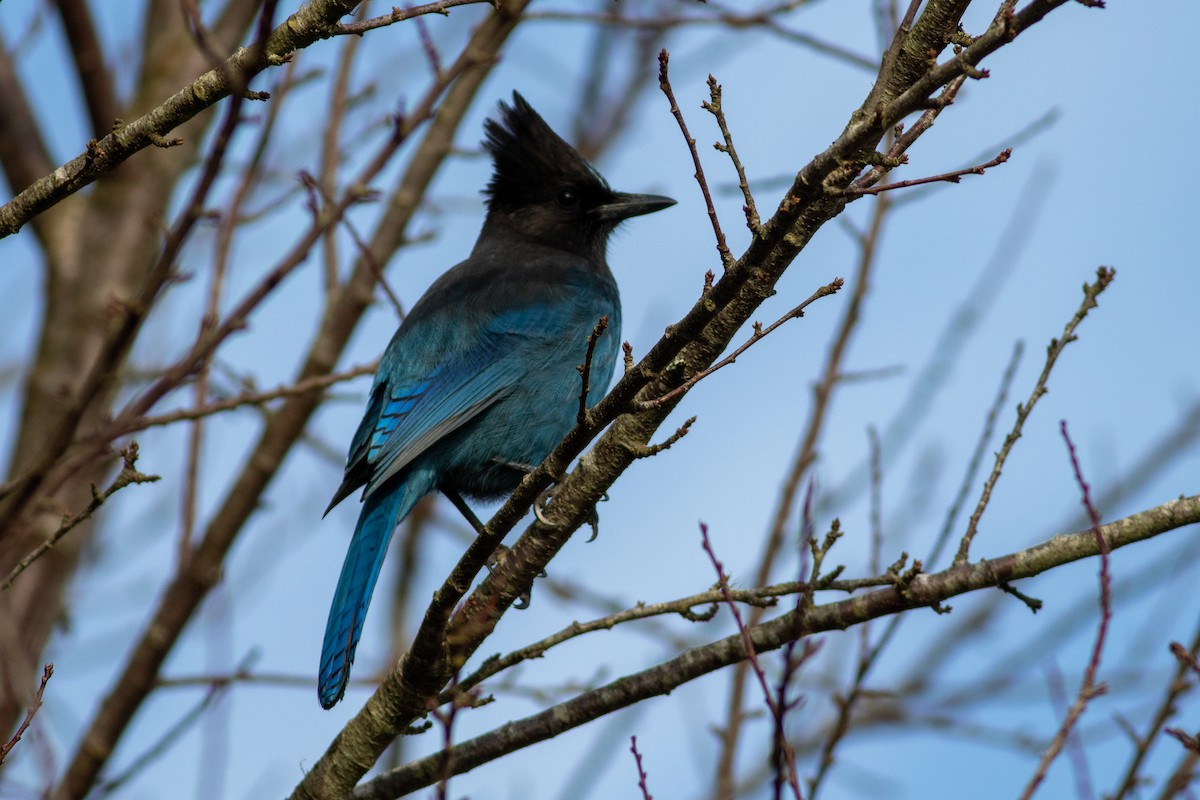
xmin=703 ymin=75 xmax=760 ymax=234
xmin=577 ymin=317 xmax=610 ymax=425
xmin=658 ymin=48 xmax=733 ymax=269
xmin=0 ymin=663 xmax=52 ymax=766
xmin=1018 ymin=422 xmax=1113 ymax=800
xmin=334 ymin=0 xmax=491 ymax=35
xmin=955 ymin=266 xmax=1116 ymax=565
xmin=638 ymin=278 xmax=843 ymax=410
xmin=0 ymin=444 xmax=158 ymax=592
xmin=842 ymin=148 xmax=1012 ymax=197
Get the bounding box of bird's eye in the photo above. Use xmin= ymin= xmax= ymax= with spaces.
xmin=556 ymin=189 xmax=579 ymax=209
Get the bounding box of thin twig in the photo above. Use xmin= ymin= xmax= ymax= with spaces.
xmin=700 ymin=523 xmax=804 ymax=800
xmin=577 ymin=316 xmax=610 ymax=425
xmin=927 ymin=340 xmax=1023 ymax=568
xmin=843 ymin=149 xmax=1011 ymax=196
xmin=625 ymin=417 xmax=696 ymax=459
xmin=0 ymin=663 xmax=52 ymax=765
xmin=1163 ymin=729 xmax=1200 ymax=755
xmin=92 ymin=653 xmax=253 ymax=795
xmin=334 ymin=0 xmax=488 ymax=35
xmin=412 ymin=12 xmax=443 ymax=78
xmin=658 ymin=48 xmax=733 ymax=269
xmin=893 ymin=108 xmax=1059 ymax=207
xmin=114 ymin=364 xmax=377 ymax=436
xmin=1018 ymin=421 xmax=1113 ymax=800
xmin=703 ymin=75 xmax=760 ymax=234
xmin=1106 ymin=628 xmax=1200 ymax=797
xmin=341 ymin=214 xmax=407 ymax=321
xmin=1 ymin=445 xmax=159 ymax=591
xmin=637 ymin=279 xmax=843 ymax=409
xmin=630 ymin=736 xmax=653 ymax=800
xmin=955 ymin=266 xmax=1116 ymax=565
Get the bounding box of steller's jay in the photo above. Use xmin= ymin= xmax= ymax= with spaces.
xmin=318 ymin=93 xmax=675 ymax=708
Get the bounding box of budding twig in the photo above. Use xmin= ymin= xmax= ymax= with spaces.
xmin=638 ymin=278 xmax=843 ymax=410
xmin=1 ymin=444 xmax=159 ymax=592
xmin=659 ymin=49 xmax=733 ymax=269
xmin=703 ymin=75 xmax=760 ymax=234
xmin=955 ymin=267 xmax=1115 ymax=565
xmin=577 ymin=316 xmax=610 ymax=425
xmin=0 ymin=663 xmax=52 ymax=765
xmin=844 ymin=149 xmax=1011 ymax=197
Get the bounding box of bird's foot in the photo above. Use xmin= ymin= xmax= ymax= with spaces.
xmin=534 ymin=485 xmax=605 ymax=542
xmin=484 ymin=543 xmax=509 ymax=574
xmin=484 ymin=542 xmax=547 ymax=610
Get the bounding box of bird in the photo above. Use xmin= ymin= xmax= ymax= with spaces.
xmin=318 ymin=92 xmax=675 ymax=709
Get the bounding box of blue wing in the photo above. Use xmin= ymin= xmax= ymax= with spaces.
xmin=364 ymin=340 xmax=512 ymax=494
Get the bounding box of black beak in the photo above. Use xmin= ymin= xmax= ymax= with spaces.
xmin=593 ymin=192 xmax=676 ymax=223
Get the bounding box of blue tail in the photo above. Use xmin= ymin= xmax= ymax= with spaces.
xmin=318 ymin=473 xmax=431 ymax=708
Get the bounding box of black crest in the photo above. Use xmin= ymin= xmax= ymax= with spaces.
xmin=482 ymin=93 xmax=610 ymax=214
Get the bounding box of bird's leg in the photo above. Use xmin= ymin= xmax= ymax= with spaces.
xmin=441 ymin=483 xmax=536 ymax=609
xmin=440 ymin=485 xmax=487 ymax=535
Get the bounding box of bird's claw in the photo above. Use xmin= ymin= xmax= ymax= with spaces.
xmin=534 ymin=485 xmax=607 ymax=542
xmin=485 ymin=543 xmax=509 ymax=574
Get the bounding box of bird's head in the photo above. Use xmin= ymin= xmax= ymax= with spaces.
xmin=481 ymin=92 xmax=675 ymax=261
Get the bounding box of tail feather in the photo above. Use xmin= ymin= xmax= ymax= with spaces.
xmin=318 ymin=473 xmax=431 ymax=709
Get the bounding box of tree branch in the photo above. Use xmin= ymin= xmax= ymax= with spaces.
xmin=956 ymin=266 xmax=1116 ymax=564
xmin=0 ymin=444 xmax=158 ymax=592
